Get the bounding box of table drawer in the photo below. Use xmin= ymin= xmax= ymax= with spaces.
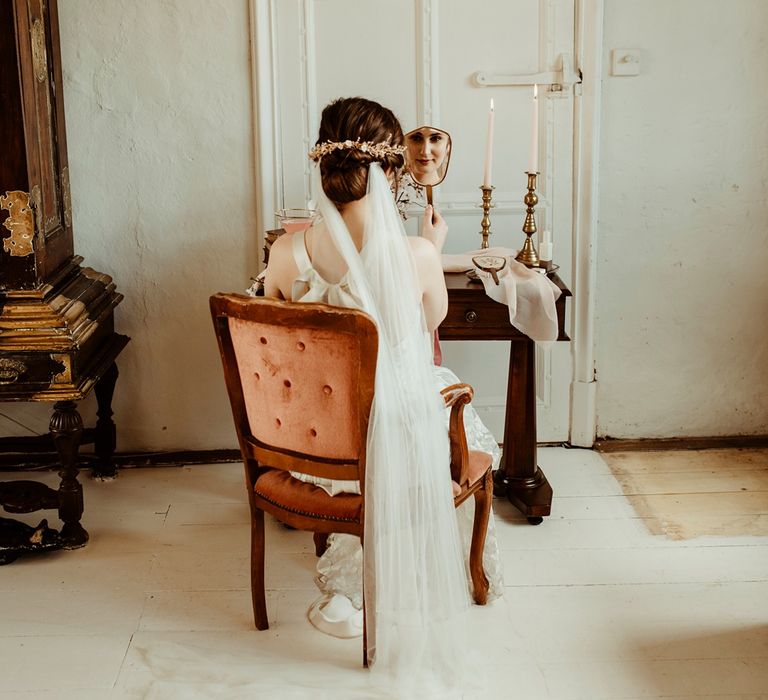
xmin=441 ymin=298 xmax=511 ymax=331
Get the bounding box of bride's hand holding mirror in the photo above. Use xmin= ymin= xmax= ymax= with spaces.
xmin=421 ymin=205 xmax=447 ymax=252
xmin=404 ymin=126 xmax=452 ymax=208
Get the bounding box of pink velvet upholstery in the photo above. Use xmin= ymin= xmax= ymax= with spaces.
xmin=452 ymin=450 xmax=493 ymax=497
xmin=229 ymin=317 xmax=365 ymax=461
xmin=255 ymin=469 xmax=362 ymax=523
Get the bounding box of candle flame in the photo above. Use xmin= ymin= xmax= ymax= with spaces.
xmin=490 ymin=97 xmax=494 ymax=111
xmin=534 ymin=84 xmax=538 ymax=99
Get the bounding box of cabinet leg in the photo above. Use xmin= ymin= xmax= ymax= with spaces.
xmin=50 ymin=401 xmax=88 ymax=548
xmin=93 ymin=362 xmax=119 ymax=479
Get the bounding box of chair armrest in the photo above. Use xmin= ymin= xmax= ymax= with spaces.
xmin=440 ymin=383 xmax=473 ymax=487
xmin=440 ymin=383 xmax=474 ymax=408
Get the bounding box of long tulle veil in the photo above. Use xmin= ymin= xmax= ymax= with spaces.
xmin=311 ymin=163 xmax=470 ymax=689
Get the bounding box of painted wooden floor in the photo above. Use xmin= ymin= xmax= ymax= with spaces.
xmin=0 ymin=447 xmax=766 ymax=698
xmin=602 ymin=448 xmax=768 ymax=540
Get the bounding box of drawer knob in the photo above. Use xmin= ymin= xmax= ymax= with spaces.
xmin=0 ymin=359 xmax=27 ymax=384
xmin=465 ymin=310 xmax=478 ymax=323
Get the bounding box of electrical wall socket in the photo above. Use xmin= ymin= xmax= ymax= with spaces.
xmin=611 ymin=49 xmax=641 ymax=76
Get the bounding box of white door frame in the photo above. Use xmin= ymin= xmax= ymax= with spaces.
xmin=569 ymin=0 xmax=603 ymax=447
xmin=249 ymin=0 xmax=280 ymax=241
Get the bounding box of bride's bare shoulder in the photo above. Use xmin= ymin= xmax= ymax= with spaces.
xmin=264 ymin=232 xmax=301 ymax=298
xmin=269 ymin=230 xmax=296 ymax=260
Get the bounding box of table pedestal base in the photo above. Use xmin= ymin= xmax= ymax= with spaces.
xmin=496 ymin=338 xmax=552 ymax=524
xmin=493 ymin=466 xmax=552 ymax=525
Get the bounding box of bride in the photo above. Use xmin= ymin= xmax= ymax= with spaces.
xmin=264 ymin=97 xmax=502 ymax=683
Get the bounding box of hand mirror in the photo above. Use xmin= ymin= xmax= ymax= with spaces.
xmin=404 ymin=126 xmax=452 ymax=207
xmin=472 ymin=255 xmax=507 ymax=285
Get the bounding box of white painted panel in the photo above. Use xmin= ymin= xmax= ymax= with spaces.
xmin=438 ymin=0 xmax=540 ymax=227
xmin=313 ymin=0 xmax=418 ymax=125
xmin=274 ymin=0 xmax=419 ymax=209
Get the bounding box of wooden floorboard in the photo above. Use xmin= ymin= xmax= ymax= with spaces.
xmin=602 ymin=448 xmax=768 ymax=540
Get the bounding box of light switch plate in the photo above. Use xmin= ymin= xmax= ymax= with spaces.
xmin=611 ymin=48 xmax=641 ymax=76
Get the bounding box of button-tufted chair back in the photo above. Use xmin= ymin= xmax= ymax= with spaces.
xmin=210 ymin=294 xmax=377 ymax=484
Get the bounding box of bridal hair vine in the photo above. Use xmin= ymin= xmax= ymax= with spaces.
xmin=308 ymin=138 xmax=406 ymax=163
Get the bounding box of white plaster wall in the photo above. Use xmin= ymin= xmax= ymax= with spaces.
xmin=46 ymin=0 xmax=256 ymax=450
xmin=5 ymin=1 xmax=764 ymax=451
xmin=595 ymin=0 xmax=768 ymax=438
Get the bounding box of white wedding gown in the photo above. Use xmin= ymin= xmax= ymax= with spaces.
xmin=285 ymin=230 xmax=504 ymax=610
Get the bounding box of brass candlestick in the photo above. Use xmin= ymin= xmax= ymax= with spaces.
xmin=479 ymin=185 xmax=494 ymax=249
xmin=515 ymin=172 xmax=540 ymax=267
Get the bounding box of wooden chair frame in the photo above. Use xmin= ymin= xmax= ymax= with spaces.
xmin=210 ymin=293 xmax=492 ymax=666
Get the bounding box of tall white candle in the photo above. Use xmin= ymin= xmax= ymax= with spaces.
xmin=527 ymin=84 xmax=539 ymax=173
xmin=483 ymin=98 xmax=495 ymax=187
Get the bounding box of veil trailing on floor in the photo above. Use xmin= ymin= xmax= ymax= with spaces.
xmin=310 ymin=162 xmax=470 ymax=686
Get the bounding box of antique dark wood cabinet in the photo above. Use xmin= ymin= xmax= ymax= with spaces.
xmin=0 ymin=0 xmax=129 ymax=563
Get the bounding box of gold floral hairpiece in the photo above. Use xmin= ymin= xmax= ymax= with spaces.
xmin=308 ymin=138 xmax=406 ymax=163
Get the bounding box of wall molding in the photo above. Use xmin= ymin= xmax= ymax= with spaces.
xmin=300 ymin=0 xmax=318 ymax=203
xmin=416 ymin=0 xmax=440 ymax=126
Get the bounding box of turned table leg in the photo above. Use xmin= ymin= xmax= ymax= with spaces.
xmin=493 ymin=338 xmax=553 ymax=524
xmin=93 ymin=362 xmax=119 ymax=479
xmin=50 ymin=400 xmax=88 ymax=548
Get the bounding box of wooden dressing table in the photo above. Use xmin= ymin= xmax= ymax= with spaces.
xmin=260 ymin=230 xmax=571 ymax=523
xmin=439 ymin=271 xmax=571 ymax=524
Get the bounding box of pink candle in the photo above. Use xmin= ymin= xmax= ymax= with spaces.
xmin=527 ymin=84 xmax=539 ymax=173
xmin=483 ymin=98 xmax=495 ymax=187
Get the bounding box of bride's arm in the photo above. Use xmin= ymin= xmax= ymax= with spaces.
xmin=412 ymin=205 xmax=449 ymax=331
xmin=408 ymin=235 xmax=448 ymax=332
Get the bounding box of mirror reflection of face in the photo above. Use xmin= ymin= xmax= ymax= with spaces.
xmin=405 ymin=127 xmax=451 ymax=187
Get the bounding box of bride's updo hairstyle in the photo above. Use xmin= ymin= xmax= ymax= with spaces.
xmin=315 ymin=97 xmax=405 ymax=206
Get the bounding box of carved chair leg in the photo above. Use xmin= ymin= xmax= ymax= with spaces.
xmin=313 ymin=532 xmax=329 ymax=557
xmin=93 ymin=362 xmax=119 ymax=479
xmin=50 ymin=401 xmax=88 ymax=549
xmin=251 ymin=507 xmax=269 ymax=630
xmin=469 ymin=469 xmax=493 ymax=605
